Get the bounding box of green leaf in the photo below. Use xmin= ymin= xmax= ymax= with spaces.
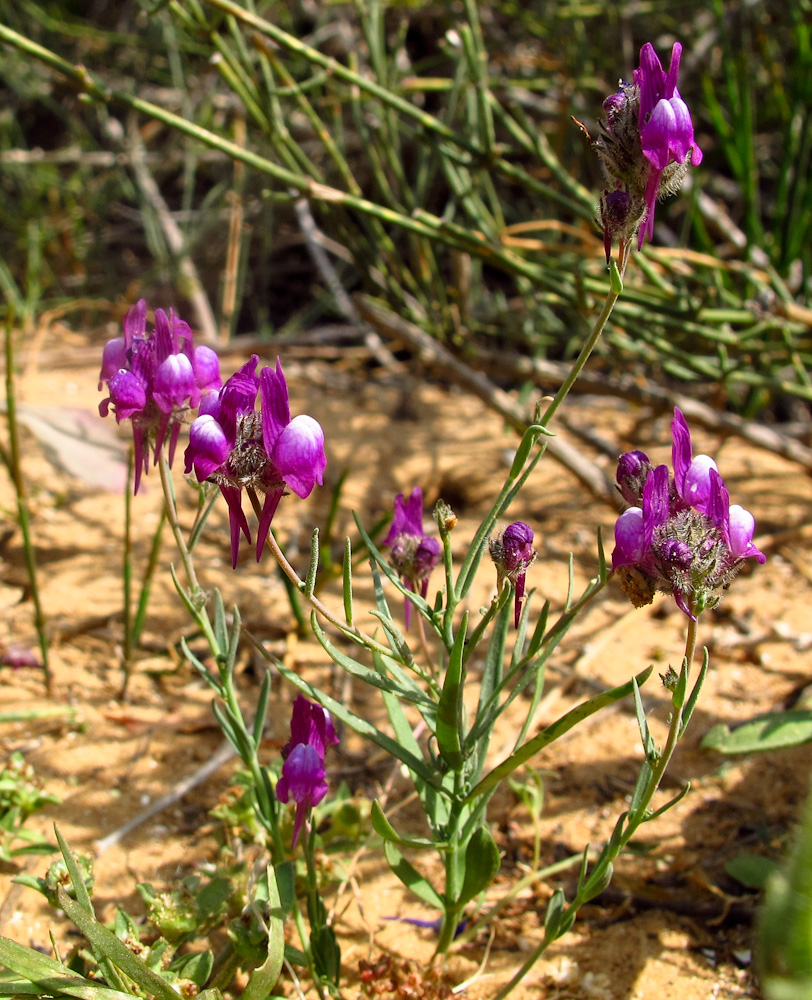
xmin=54 ymin=825 xmax=93 ymax=914
xmin=632 ymin=676 xmax=655 ymax=758
xmin=311 ymin=614 xmax=432 ymax=708
xmin=310 ymin=925 xmax=340 ymax=985
xmin=436 ymin=614 xmax=468 ymax=771
xmin=274 ymin=861 xmax=295 ymax=915
xmin=609 ymin=258 xmax=623 ymax=293
xmin=466 ymin=666 xmax=654 ymax=801
xmin=701 ymin=710 xmax=812 ymax=754
xmin=253 ymin=669 xmax=272 ymax=748
xmin=270 ymin=658 xmax=443 ymax=790
xmin=283 ymin=945 xmax=308 ymax=968
xmin=680 ymin=647 xmax=710 ymax=737
xmin=241 ymin=866 xmax=284 ymax=1000
xmin=543 ymin=887 xmax=565 ymax=937
xmin=725 ymin=852 xmax=779 ymax=890
xmin=383 ymin=842 xmax=444 ymax=909
xmin=171 ymin=950 xmax=214 ymax=989
xmin=457 ymin=827 xmax=500 ymax=906
xmin=0 ymin=937 xmax=135 ymax=1000
xmin=371 ymin=801 xmax=439 ymax=851
xmin=56 ymin=888 xmax=180 ymax=1000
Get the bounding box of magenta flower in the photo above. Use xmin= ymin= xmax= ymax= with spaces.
xmin=276 ymin=696 xmax=339 ymax=848
xmin=99 ymin=300 xmax=222 ymax=493
xmin=382 ymin=488 xmax=441 ymax=628
xmin=634 ymin=42 xmax=703 ymax=247
xmin=184 ymin=355 xmax=326 ymax=567
xmin=612 ymin=408 xmax=765 ymax=617
xmin=489 ymin=521 xmax=536 ymax=627
xmin=596 ymin=42 xmax=702 ymax=257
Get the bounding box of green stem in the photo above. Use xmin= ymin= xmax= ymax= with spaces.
xmin=539 ymin=245 xmax=631 ymax=430
xmin=245 ymin=489 xmax=394 ymax=659
xmin=123 ymin=449 xmax=134 ymax=674
xmin=158 ymin=454 xmax=201 ymax=597
xmin=435 ymin=785 xmax=466 ymax=955
xmin=3 ymin=315 xmax=50 ymax=693
xmin=494 ymin=610 xmax=699 ymax=1000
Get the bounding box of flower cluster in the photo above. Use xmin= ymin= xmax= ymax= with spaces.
xmin=276 ymin=695 xmax=339 ymax=848
xmin=612 ymin=408 xmax=765 ymax=618
xmin=184 ymin=356 xmax=326 ymax=567
xmin=489 ymin=521 xmax=536 ymax=627
xmin=596 ymin=42 xmax=703 ymax=257
xmin=383 ymin=488 xmax=441 ymax=628
xmin=99 ymin=300 xmax=221 ymax=492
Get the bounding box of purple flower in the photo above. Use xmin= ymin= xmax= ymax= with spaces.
xmin=489 ymin=521 xmax=536 ymax=627
xmin=99 ymin=300 xmax=222 ymax=493
xmin=0 ymin=644 xmax=41 ymax=670
xmin=276 ymin=696 xmax=339 ymax=848
xmin=184 ymin=356 xmax=326 ymax=567
xmin=382 ymin=488 xmax=441 ymax=628
xmin=612 ymin=408 xmax=765 ymax=617
xmin=596 ymin=42 xmax=702 ymax=256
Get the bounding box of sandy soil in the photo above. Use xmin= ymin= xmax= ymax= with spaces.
xmin=1 ymin=331 xmax=810 ymax=1000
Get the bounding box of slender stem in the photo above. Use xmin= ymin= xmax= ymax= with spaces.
xmin=245 ymin=489 xmax=394 ymax=659
xmin=630 ymin=613 xmax=698 ymax=819
xmin=494 ymin=609 xmax=700 ymax=1000
xmin=121 ymin=450 xmax=135 ymax=696
xmin=158 ymin=454 xmax=202 ymax=597
xmin=4 ymin=316 xmax=51 ymax=693
xmin=539 ymin=244 xmax=631 ymax=430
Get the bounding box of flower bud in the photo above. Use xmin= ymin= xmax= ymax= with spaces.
xmin=616 ymin=449 xmax=651 ymax=505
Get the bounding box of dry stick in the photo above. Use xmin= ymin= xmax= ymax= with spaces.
xmin=469 ymin=347 xmax=812 ymax=472
xmin=125 ymin=118 xmax=219 ymax=346
xmin=94 ymin=739 xmax=236 ymax=854
xmin=291 ymin=197 xmax=401 ymax=371
xmin=354 ymin=295 xmax=619 ymax=507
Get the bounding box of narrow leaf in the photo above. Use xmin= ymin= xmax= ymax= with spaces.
xmin=466 ymin=666 xmax=653 ymax=801
xmin=0 ymin=938 xmax=134 ymax=1000
xmin=383 ymin=842 xmax=444 ymax=909
xmin=241 ymin=866 xmax=284 ymax=1000
xmin=268 ymin=656 xmax=442 ymax=790
xmin=457 ymin=827 xmax=500 ymax=905
xmin=436 ymin=614 xmax=468 ymax=771
xmin=57 ymin=889 xmax=179 ymax=1000
xmin=371 ymin=802 xmax=438 ymax=851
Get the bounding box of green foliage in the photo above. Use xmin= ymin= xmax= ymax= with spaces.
xmin=1 ymin=2 xmax=810 ymax=412
xmin=8 ymin=827 xmax=285 ymax=1000
xmin=702 ymin=710 xmax=812 ymax=754
xmin=758 ymin=782 xmax=812 ymax=999
xmin=0 ymin=753 xmax=59 ymax=862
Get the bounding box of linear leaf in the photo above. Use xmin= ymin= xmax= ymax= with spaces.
xmin=384 ymin=842 xmax=444 ymax=909
xmin=56 ymin=890 xmax=179 ymax=1000
xmin=0 ymin=939 xmax=135 ymax=1000
xmin=466 ymin=666 xmax=653 ymax=801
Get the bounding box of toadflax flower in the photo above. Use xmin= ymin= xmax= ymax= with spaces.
xmin=184 ymin=355 xmax=326 ymax=567
xmin=489 ymin=521 xmax=536 ymax=627
xmin=276 ymin=695 xmax=339 ymax=848
xmin=382 ymin=487 xmax=441 ymax=628
xmin=595 ymin=41 xmax=703 ymax=257
xmin=99 ymin=300 xmax=222 ymax=493
xmin=612 ymin=408 xmax=765 ymax=618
